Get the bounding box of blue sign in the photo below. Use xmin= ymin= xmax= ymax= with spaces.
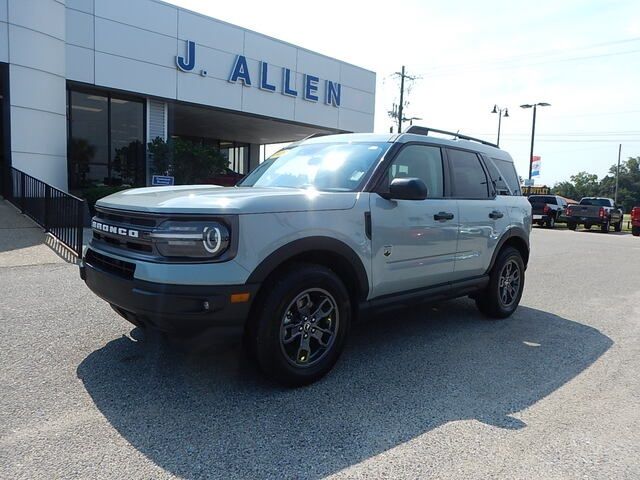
xmin=176 ymin=41 xmax=342 ymax=107
xmin=152 ymin=175 xmax=175 ymax=186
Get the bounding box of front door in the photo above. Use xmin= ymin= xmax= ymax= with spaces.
xmin=446 ymin=148 xmax=510 ymax=280
xmin=370 ymin=144 xmax=458 ymax=298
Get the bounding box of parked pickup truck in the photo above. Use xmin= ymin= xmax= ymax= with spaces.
xmin=565 ymin=197 xmax=624 ymax=233
xmin=632 ymin=207 xmax=640 ymax=236
xmin=528 ymin=194 xmax=567 ymax=229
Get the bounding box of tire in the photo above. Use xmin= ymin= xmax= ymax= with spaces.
xmin=568 ymin=222 xmax=577 ymax=231
xmin=584 ymin=224 xmax=591 ymax=230
xmin=614 ymin=218 xmax=623 ymax=232
xmin=546 ymin=215 xmax=555 ymax=229
xmin=247 ymin=263 xmax=351 ymax=387
xmin=601 ymin=219 xmax=610 ymax=233
xmin=632 ymin=226 xmax=640 ymax=237
xmin=475 ymin=247 xmax=525 ymax=319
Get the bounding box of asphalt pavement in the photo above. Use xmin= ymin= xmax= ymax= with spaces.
xmin=1 ymin=226 xmax=639 ymax=479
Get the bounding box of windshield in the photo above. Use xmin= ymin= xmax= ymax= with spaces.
xmin=579 ymin=198 xmax=611 ymax=206
xmin=238 ymin=142 xmax=390 ymax=191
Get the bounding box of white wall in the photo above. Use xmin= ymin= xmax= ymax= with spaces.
xmin=7 ymin=0 xmax=68 ymax=190
xmin=65 ymin=0 xmax=375 ymax=133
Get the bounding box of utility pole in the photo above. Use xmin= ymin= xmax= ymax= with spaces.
xmin=614 ymin=143 xmax=622 ymax=204
xmin=388 ymin=66 xmax=419 ymax=133
xmin=398 ymin=66 xmax=406 ymax=134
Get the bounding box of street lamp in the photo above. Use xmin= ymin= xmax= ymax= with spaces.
xmin=491 ymin=105 xmax=509 ymax=147
xmin=520 ymin=102 xmax=551 ymax=180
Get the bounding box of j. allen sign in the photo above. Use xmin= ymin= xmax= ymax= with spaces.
xmin=176 ymin=40 xmax=342 ymax=107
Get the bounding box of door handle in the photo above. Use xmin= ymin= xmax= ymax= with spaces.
xmin=434 ymin=212 xmax=454 ymax=221
xmin=489 ymin=210 xmax=504 ymax=219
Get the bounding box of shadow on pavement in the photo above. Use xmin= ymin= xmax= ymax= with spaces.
xmin=77 ymin=300 xmax=612 ymax=479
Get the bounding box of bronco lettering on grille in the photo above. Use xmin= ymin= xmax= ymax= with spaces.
xmin=91 ymin=221 xmax=139 ymax=238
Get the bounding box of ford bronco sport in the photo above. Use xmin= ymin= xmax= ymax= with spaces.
xmin=80 ymin=126 xmax=531 ymax=386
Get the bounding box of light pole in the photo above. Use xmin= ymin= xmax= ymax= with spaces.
xmin=520 ymin=102 xmax=551 ymax=180
xmin=491 ymin=105 xmax=509 ymax=147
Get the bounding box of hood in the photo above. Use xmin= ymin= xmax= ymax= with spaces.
xmin=95 ymin=185 xmax=359 ymax=214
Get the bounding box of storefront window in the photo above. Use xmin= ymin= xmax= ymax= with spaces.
xmin=68 ymin=88 xmax=145 ymax=191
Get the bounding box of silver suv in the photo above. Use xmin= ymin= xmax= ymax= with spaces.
xmin=80 ymin=126 xmax=532 ymax=386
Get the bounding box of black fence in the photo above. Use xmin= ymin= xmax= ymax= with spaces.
xmin=7 ymin=167 xmax=85 ymax=257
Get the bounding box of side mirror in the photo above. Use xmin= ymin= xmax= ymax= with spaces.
xmin=381 ymin=177 xmax=428 ymax=201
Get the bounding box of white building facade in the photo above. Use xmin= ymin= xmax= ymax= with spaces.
xmin=0 ymin=0 xmax=375 ymax=195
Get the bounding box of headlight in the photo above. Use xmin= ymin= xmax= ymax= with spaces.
xmin=151 ymin=221 xmax=230 ymax=258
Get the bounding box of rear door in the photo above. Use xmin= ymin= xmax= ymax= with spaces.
xmin=446 ymin=148 xmax=511 ymax=280
xmin=369 ymin=144 xmax=458 ymax=298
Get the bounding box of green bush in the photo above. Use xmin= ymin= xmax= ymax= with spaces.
xmin=148 ymin=137 xmax=229 ymax=184
xmin=82 ymin=185 xmax=131 ymax=214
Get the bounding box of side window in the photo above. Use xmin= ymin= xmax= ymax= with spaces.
xmin=448 ymin=149 xmax=490 ymax=199
xmin=491 ymin=157 xmax=521 ymax=196
xmin=386 ymin=145 xmax=444 ymax=198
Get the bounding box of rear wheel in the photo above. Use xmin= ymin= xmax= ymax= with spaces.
xmin=601 ymin=219 xmax=610 ymax=233
xmin=247 ymin=264 xmax=351 ymax=387
xmin=614 ymin=217 xmax=623 ymax=232
xmin=632 ymin=226 xmax=640 ymax=237
xmin=568 ymin=223 xmax=577 ymax=231
xmin=546 ymin=215 xmax=556 ymax=229
xmin=475 ymin=246 xmax=525 ymax=319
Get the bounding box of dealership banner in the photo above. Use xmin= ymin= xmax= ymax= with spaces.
xmin=531 ymin=156 xmax=542 ymax=177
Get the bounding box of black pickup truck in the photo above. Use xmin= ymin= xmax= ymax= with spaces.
xmin=529 ymin=195 xmax=567 ymax=229
xmin=565 ymin=197 xmax=624 ymax=233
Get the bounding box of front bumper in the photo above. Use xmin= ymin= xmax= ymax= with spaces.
xmin=80 ymin=259 xmax=259 ymax=335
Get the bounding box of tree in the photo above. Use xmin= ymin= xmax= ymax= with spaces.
xmin=147 ymin=137 xmax=229 ymax=185
xmin=552 ymin=158 xmax=640 ymax=211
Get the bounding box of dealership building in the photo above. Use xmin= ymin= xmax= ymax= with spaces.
xmin=0 ymin=0 xmax=376 ymax=197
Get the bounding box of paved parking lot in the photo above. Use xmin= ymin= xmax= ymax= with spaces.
xmin=1 ymin=227 xmax=640 ymax=479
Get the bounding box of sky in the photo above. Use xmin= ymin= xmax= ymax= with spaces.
xmin=165 ymin=0 xmax=640 ymax=186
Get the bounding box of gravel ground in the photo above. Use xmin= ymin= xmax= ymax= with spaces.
xmin=1 ymin=227 xmax=639 ymax=479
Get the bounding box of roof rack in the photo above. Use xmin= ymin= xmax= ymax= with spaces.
xmin=403 ymin=125 xmax=499 ymax=148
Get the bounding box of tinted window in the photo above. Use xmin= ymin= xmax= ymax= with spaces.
xmin=385 ymin=145 xmax=444 ymax=198
xmin=490 ymin=157 xmax=521 ymax=196
xmin=529 ymin=195 xmax=556 ymax=204
xmin=579 ymin=198 xmax=612 ymax=207
xmin=448 ymin=149 xmax=489 ymax=198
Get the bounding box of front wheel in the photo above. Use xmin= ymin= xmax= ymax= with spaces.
xmin=475 ymin=247 xmax=525 ymax=319
xmin=632 ymin=226 xmax=640 ymax=237
xmin=248 ymin=264 xmax=351 ymax=386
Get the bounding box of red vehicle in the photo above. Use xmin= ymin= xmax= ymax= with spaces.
xmin=202 ymin=168 xmax=245 ymax=187
xmin=632 ymin=207 xmax=640 ymax=237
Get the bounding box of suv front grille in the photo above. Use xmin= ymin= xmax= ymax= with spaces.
xmin=92 ymin=207 xmax=159 ymax=256
xmin=85 ymin=249 xmax=135 ymax=280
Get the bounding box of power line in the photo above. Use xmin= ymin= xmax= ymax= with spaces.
xmin=421 ymin=35 xmax=640 ymax=75
xmin=418 ymin=37 xmax=640 ymax=76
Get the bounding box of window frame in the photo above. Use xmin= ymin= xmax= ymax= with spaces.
xmin=444 ymin=147 xmax=495 ymax=200
xmin=372 ymin=141 xmax=450 ymax=199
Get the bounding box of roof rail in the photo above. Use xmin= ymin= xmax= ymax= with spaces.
xmin=403 ymin=125 xmax=499 ymax=148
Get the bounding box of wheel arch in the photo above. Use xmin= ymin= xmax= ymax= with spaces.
xmin=486 ymin=228 xmax=530 ymax=273
xmin=246 ymin=236 xmax=370 ymax=304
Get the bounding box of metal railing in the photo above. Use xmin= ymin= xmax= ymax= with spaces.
xmin=7 ymin=167 xmax=86 ymax=257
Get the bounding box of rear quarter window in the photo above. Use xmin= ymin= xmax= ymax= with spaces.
xmin=487 ymin=157 xmax=521 ymax=196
